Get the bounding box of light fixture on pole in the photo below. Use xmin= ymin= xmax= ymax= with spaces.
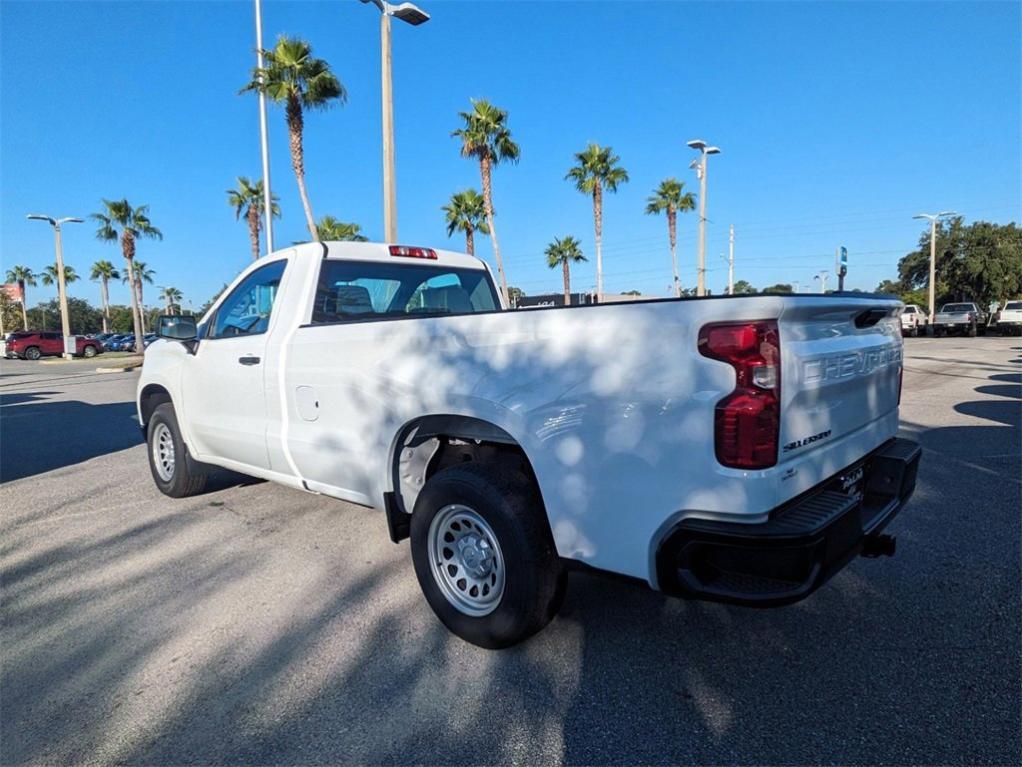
xmin=360 ymin=0 xmax=430 ymax=244
xmin=814 ymin=270 xmax=830 ymax=293
xmin=254 ymin=0 xmax=274 ymax=254
xmin=913 ymin=211 xmax=956 ymax=325
xmin=27 ymin=214 xmax=83 ymax=359
xmin=687 ymin=139 xmax=721 ymax=297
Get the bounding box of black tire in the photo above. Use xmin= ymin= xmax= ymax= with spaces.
xmin=82 ymin=344 xmax=98 ymax=358
xmin=24 ymin=346 xmax=41 ymax=360
xmin=146 ymin=403 xmax=208 ymax=497
xmin=410 ymin=463 xmax=565 ymax=649
xmin=910 ymin=325 xmax=919 ymax=338
xmin=967 ymin=322 xmax=977 ymax=337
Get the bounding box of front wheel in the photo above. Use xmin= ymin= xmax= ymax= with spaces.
xmin=146 ymin=403 xmax=208 ymax=497
xmin=82 ymin=344 xmax=98 ymax=358
xmin=410 ymin=463 xmax=565 ymax=649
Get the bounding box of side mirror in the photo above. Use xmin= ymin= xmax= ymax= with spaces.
xmin=157 ymin=315 xmax=197 ymax=340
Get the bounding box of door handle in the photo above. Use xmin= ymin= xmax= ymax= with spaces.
xmin=238 ymin=356 xmax=261 ymax=366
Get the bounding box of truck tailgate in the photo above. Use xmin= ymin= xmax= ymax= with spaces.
xmin=778 ymin=299 xmax=902 ymax=466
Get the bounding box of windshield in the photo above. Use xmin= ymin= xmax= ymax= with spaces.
xmin=311 ymin=260 xmax=500 ymax=323
xmin=940 ymin=303 xmax=974 ymax=313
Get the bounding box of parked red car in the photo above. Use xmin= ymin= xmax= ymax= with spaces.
xmin=2 ymin=332 xmax=104 ymax=360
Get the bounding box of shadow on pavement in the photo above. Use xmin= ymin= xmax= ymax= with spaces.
xmin=0 ymin=348 xmax=1018 ymax=765
xmin=0 ymin=400 xmax=142 ymax=483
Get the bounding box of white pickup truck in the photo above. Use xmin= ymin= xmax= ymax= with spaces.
xmin=138 ymin=242 xmax=920 ymax=648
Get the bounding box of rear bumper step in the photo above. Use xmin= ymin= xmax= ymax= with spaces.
xmin=656 ymin=437 xmax=921 ymax=606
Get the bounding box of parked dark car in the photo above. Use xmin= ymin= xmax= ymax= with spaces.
xmin=3 ymin=331 xmax=104 ymax=360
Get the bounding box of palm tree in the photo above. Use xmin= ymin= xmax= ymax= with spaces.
xmin=545 ymin=236 xmax=587 ymax=306
xmin=123 ymin=261 xmax=156 ymax=333
xmin=227 ymin=176 xmax=281 ymax=261
xmin=442 ymin=189 xmax=490 ymax=256
xmin=566 ymin=143 xmax=629 ymax=302
xmin=160 ymin=286 xmax=183 ymax=314
xmin=90 ymin=260 xmax=120 ymax=332
xmin=5 ymin=266 xmax=36 ymax=330
xmin=41 ymin=264 xmax=79 ymax=290
xmin=92 ymin=198 xmax=162 ymax=350
xmin=315 ymin=216 xmax=368 ymax=241
xmin=645 ymin=178 xmax=696 ymax=297
xmin=452 ymin=99 xmax=519 ymax=304
xmin=242 ymin=36 xmax=346 ymax=241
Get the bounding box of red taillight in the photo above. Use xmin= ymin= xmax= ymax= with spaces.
xmin=389 ymin=245 xmax=437 ymax=260
xmin=698 ymin=320 xmax=781 ymax=469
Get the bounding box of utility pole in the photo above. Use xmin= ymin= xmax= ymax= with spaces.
xmin=913 ymin=211 xmax=956 ymax=324
xmin=728 ymin=224 xmax=735 ymax=295
xmin=254 ymin=0 xmax=274 ymax=254
xmin=687 ymin=139 xmax=721 ymax=296
xmin=361 ymin=1 xmax=430 ymax=244
xmin=27 ymin=214 xmax=82 ymax=359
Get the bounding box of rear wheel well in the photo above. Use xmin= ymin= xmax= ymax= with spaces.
xmin=391 ymin=416 xmax=540 ymax=519
xmin=139 ymin=385 xmax=173 ymax=428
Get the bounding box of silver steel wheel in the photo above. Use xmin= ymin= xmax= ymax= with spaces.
xmin=151 ymin=422 xmax=176 ymax=482
xmin=428 ymin=504 xmax=505 ymax=617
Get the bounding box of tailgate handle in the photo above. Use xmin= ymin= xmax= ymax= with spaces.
xmin=238 ymin=356 xmax=261 ymax=366
xmin=855 ymin=309 xmax=887 ymax=328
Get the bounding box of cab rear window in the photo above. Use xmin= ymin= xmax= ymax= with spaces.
xmin=1004 ymin=302 xmax=1022 ymax=310
xmin=310 ymin=260 xmax=499 ymax=324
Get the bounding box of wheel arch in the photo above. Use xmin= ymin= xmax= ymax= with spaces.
xmin=386 ymin=413 xmax=546 ymax=521
xmin=138 ymin=383 xmax=174 ymax=429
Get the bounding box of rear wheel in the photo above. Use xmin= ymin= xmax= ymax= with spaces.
xmin=967 ymin=322 xmax=978 ymax=337
xmin=82 ymin=344 xmax=98 ymax=358
xmin=410 ymin=463 xmax=565 ymax=649
xmin=24 ymin=346 xmax=41 ymax=360
xmin=146 ymin=403 xmax=208 ymax=497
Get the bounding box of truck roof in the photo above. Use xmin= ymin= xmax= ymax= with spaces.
xmin=280 ymin=241 xmax=488 ymax=271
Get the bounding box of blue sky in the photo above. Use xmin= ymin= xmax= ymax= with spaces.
xmin=2 ymin=0 xmax=1019 ymax=310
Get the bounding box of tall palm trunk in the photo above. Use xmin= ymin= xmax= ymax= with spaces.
xmin=19 ymin=281 xmax=28 ymax=330
xmin=479 ymin=155 xmax=508 ymax=305
xmin=135 ymin=277 xmax=147 ymax=334
xmin=121 ymin=233 xmax=144 ymax=353
xmin=100 ymin=277 xmax=110 ymax=333
xmin=562 ymin=259 xmax=571 ymax=305
xmin=465 ymin=227 xmax=475 ymax=257
xmin=287 ymin=96 xmax=319 ymax=241
xmin=592 ymin=183 xmax=603 ymax=301
xmin=247 ymin=205 xmax=262 ymax=260
xmin=668 ymin=205 xmax=681 ymax=297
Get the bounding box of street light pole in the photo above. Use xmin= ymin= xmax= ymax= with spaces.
xmin=361 ymin=0 xmax=430 ymax=244
xmin=254 ymin=0 xmax=274 ymax=254
xmin=27 ymin=214 xmax=82 ymax=359
xmin=913 ymin=211 xmax=956 ymax=324
xmin=814 ymin=271 xmax=829 ymax=293
xmin=687 ymin=139 xmax=721 ymax=297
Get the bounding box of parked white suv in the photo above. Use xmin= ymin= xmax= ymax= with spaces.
xmin=900 ymin=304 xmax=927 ymax=336
xmin=138 ymin=242 xmax=920 ymax=647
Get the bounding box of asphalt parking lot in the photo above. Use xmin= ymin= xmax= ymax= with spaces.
xmin=2 ymin=338 xmax=1020 ymax=766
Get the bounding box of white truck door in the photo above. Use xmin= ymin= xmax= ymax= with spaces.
xmin=182 ymin=259 xmax=288 ymax=470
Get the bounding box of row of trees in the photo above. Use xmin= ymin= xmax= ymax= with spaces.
xmin=876 ymin=219 xmax=1022 ymax=309
xmin=236 ymin=36 xmax=700 ymax=302
xmin=5 ymin=199 xmax=188 ymax=351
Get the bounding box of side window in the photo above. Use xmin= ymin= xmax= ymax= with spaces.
xmin=209 ymin=260 xmax=287 ymax=339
